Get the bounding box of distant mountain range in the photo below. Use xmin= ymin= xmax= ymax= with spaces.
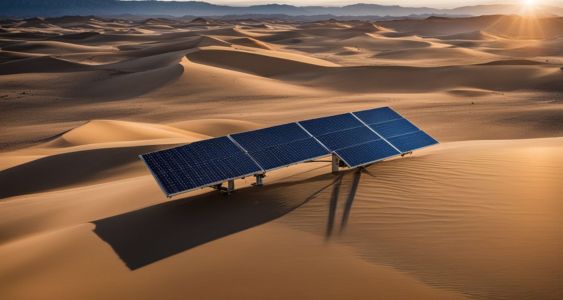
xmin=1 ymin=0 xmax=562 ymax=18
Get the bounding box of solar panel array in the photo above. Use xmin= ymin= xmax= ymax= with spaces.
xmin=141 ymin=107 xmax=438 ymax=197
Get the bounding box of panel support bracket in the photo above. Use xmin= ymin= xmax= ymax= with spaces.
xmin=332 ymin=154 xmax=340 ymax=174
xmin=401 ymin=151 xmax=412 ymax=157
xmin=227 ymin=180 xmax=235 ymax=194
xmin=253 ymin=174 xmax=265 ymax=187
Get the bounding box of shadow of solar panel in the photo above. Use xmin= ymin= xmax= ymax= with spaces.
xmin=353 ymin=107 xmax=401 ymax=125
xmin=335 ymin=139 xmax=400 ymax=168
xmin=316 ymin=126 xmax=380 ymax=151
xmin=368 ymin=118 xmax=419 ymax=139
xmin=387 ymin=130 xmax=438 ymax=153
xmin=299 ymin=113 xmax=362 ymax=136
xmin=230 ymin=123 xmax=310 ymax=152
xmin=249 ymin=138 xmax=329 ymax=170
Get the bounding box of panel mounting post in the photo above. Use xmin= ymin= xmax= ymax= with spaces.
xmin=227 ymin=180 xmax=235 ymax=194
xmin=332 ymin=154 xmax=340 ymax=174
xmin=254 ymin=174 xmax=264 ymax=186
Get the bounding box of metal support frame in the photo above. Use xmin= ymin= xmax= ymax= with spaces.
xmin=332 ymin=153 xmax=340 ymax=174
xmin=227 ymin=180 xmax=235 ymax=194
xmin=254 ymin=174 xmax=265 ymax=186
xmin=401 ymin=151 xmax=413 ymax=157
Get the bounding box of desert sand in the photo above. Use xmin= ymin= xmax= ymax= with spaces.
xmin=0 ymin=15 xmax=562 ymax=299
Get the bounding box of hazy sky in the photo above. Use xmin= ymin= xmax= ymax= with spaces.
xmin=155 ymin=0 xmax=560 ymax=9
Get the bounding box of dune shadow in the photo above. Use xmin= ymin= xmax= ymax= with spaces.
xmin=93 ymin=172 xmax=339 ymax=270
xmin=0 ymin=144 xmax=166 ymax=199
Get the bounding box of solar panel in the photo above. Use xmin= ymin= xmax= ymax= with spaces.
xmin=299 ymin=113 xmax=363 ymax=136
xmin=140 ymin=106 xmax=438 ymax=197
xmin=140 ymin=137 xmax=262 ymax=196
xmin=249 ymin=138 xmax=328 ymax=170
xmin=164 ymin=136 xmax=244 ymax=165
xmin=230 ymin=122 xmax=329 ymax=171
xmin=387 ymin=130 xmax=438 ymax=153
xmin=353 ymin=107 xmax=438 ymax=153
xmin=353 ymin=107 xmax=402 ymax=125
xmin=230 ymin=123 xmax=310 ymax=152
xmin=368 ymin=118 xmax=419 ymax=139
xmin=335 ymin=139 xmax=401 ymax=168
xmin=314 ymin=126 xmax=380 ymax=151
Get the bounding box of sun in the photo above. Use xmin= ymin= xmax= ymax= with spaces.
xmin=520 ymin=0 xmax=541 ymax=15
xmin=523 ymin=0 xmax=537 ymax=7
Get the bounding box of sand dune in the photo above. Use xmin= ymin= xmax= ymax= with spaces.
xmin=438 ymin=30 xmax=501 ymax=40
xmin=0 ymin=56 xmax=90 ymax=74
xmin=169 ymin=119 xmax=262 ymax=137
xmin=1 ymin=40 xmax=116 ymax=54
xmin=68 ymin=61 xmax=184 ymax=100
xmin=118 ymin=36 xmax=230 ymax=57
xmin=186 ymin=47 xmax=336 ymax=77
xmin=0 ymin=15 xmax=562 ymax=300
xmin=0 ymin=50 xmax=44 ymax=62
xmin=278 ymin=64 xmax=562 ymax=92
xmin=446 ymin=88 xmax=501 ymax=97
xmin=42 ymin=119 xmax=203 ymax=148
xmin=228 ymin=37 xmax=273 ymax=50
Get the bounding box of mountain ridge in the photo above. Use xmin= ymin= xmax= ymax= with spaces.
xmin=1 ymin=0 xmax=562 ymax=18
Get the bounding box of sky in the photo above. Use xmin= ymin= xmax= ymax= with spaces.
xmin=152 ymin=0 xmax=561 ymax=9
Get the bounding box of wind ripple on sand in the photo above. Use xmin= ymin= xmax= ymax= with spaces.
xmin=281 ymin=138 xmax=563 ymax=299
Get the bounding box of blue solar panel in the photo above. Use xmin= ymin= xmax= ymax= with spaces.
xmin=249 ymin=138 xmax=329 ymax=170
xmin=141 ymin=106 xmax=439 ymax=197
xmin=299 ymin=113 xmax=363 ymax=136
xmin=335 ymin=140 xmax=401 ymax=168
xmin=141 ymin=138 xmax=262 ymax=196
xmin=353 ymin=107 xmax=402 ymax=125
xmin=231 ymin=123 xmax=310 ymax=152
xmin=387 ymin=130 xmax=438 ymax=153
xmin=162 ymin=136 xmax=243 ymax=166
xmin=368 ymin=118 xmax=419 ymax=139
xmin=316 ymin=126 xmax=380 ymax=151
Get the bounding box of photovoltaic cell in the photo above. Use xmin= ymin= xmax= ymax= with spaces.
xmin=353 ymin=107 xmax=402 ymax=125
xmin=354 ymin=107 xmax=438 ymax=153
xmin=230 ymin=123 xmax=310 ymax=152
xmin=299 ymin=113 xmax=363 ymax=136
xmin=335 ymin=140 xmax=401 ymax=168
xmin=368 ymin=118 xmax=419 ymax=139
xmin=249 ymin=138 xmax=329 ymax=170
xmin=315 ymin=126 xmax=380 ymax=151
xmin=163 ymin=136 xmax=243 ymax=165
xmin=387 ymin=130 xmax=438 ymax=153
xmin=141 ymin=137 xmax=262 ymax=196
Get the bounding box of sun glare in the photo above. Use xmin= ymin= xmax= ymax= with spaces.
xmin=520 ymin=0 xmax=541 ymax=16
xmin=523 ymin=0 xmax=537 ymax=7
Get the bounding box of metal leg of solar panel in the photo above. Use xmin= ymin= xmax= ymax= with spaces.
xmin=254 ymin=174 xmax=264 ymax=187
xmin=401 ymin=151 xmax=413 ymax=157
xmin=332 ymin=154 xmax=340 ymax=174
xmin=227 ymin=180 xmax=235 ymax=194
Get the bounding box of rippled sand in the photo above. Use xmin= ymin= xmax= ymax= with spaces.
xmin=282 ymin=139 xmax=563 ymax=299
